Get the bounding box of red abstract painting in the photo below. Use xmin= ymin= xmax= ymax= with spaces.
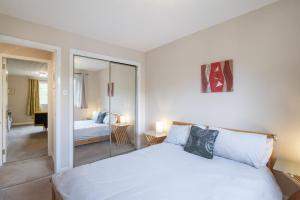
xmin=201 ymin=60 xmax=233 ymax=93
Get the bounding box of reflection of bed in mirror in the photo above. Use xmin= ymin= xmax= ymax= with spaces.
xmin=74 ymin=113 xmax=120 ymax=146
xmin=74 ymin=120 xmax=110 ymax=146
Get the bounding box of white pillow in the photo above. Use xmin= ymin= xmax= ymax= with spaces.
xmin=103 ymin=114 xmax=117 ymax=124
xmin=164 ymin=125 xmax=192 ymax=146
xmin=261 ymin=139 xmax=274 ymax=166
xmin=91 ymin=112 xmax=100 ymax=121
xmin=213 ymin=128 xmax=269 ymax=168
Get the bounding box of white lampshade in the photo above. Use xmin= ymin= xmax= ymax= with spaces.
xmin=120 ymin=115 xmax=126 ymax=124
xmin=156 ymin=121 xmax=164 ymax=134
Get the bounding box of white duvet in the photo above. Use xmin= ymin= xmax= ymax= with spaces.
xmin=52 ymin=143 xmax=282 ymax=200
xmin=74 ymin=120 xmax=110 ymax=141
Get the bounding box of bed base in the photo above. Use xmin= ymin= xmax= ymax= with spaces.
xmin=74 ymin=135 xmax=110 ymax=146
xmin=51 ymin=178 xmax=63 ymax=200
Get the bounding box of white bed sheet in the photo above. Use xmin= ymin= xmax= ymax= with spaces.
xmin=52 ymin=143 xmax=282 ymax=200
xmin=74 ymin=120 xmax=109 ymax=141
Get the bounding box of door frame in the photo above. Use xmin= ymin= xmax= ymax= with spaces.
xmin=0 ymin=35 xmax=62 ymax=172
xmin=0 ymin=56 xmax=4 ymax=165
xmin=69 ymin=49 xmax=142 ymax=168
xmin=1 ymin=57 xmax=7 ymax=163
xmin=0 ymin=53 xmax=53 ymax=163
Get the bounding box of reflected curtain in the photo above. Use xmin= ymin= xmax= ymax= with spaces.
xmin=74 ymin=73 xmax=88 ymax=109
xmin=26 ymin=79 xmax=40 ymax=116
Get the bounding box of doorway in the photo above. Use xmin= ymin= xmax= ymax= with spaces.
xmin=0 ymin=42 xmax=58 ymax=189
xmin=0 ymin=44 xmax=54 ymax=165
xmin=5 ymin=57 xmax=50 ymax=163
xmin=72 ymin=55 xmax=137 ymax=167
xmin=0 ymin=35 xmax=63 ymax=175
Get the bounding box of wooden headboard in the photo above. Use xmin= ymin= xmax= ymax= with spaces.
xmin=173 ymin=121 xmax=277 ymax=170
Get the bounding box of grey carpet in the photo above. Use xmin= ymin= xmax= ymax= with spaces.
xmin=0 ymin=177 xmax=52 ymax=200
xmin=0 ymin=156 xmax=53 ymax=189
xmin=7 ymin=126 xmax=47 ymax=163
xmin=74 ymin=141 xmax=135 ymax=166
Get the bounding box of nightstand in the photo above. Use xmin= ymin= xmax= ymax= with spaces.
xmin=289 ymin=176 xmax=300 ymax=200
xmin=112 ymin=124 xmax=132 ymax=144
xmin=144 ymin=131 xmax=167 ymax=146
xmin=274 ymin=159 xmax=300 ymax=200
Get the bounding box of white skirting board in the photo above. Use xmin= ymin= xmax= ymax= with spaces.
xmin=12 ymin=122 xmax=34 ymax=126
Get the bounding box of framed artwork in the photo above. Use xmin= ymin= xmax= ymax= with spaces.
xmin=201 ymin=59 xmax=233 ymax=93
xmin=8 ymin=88 xmax=15 ymax=95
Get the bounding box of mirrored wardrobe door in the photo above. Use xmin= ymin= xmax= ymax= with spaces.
xmin=109 ymin=62 xmax=137 ymax=156
xmin=73 ymin=55 xmax=111 ymax=167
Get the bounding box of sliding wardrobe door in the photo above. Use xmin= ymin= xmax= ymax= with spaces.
xmin=109 ymin=63 xmax=136 ymax=156
xmin=73 ymin=56 xmax=111 ymax=167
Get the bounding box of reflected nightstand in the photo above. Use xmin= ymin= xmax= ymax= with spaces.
xmin=144 ymin=131 xmax=167 ymax=146
xmin=112 ymin=124 xmax=132 ymax=144
xmin=274 ymin=159 xmax=300 ymax=200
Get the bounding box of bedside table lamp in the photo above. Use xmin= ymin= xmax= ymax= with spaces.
xmin=155 ymin=121 xmax=164 ymax=136
xmin=120 ymin=115 xmax=126 ymax=124
xmin=274 ymin=159 xmax=300 ymax=200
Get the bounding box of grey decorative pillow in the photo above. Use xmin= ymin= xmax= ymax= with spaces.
xmin=184 ymin=126 xmax=219 ymax=159
xmin=96 ymin=112 xmax=106 ymax=124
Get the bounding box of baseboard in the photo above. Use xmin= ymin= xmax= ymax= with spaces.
xmin=58 ymin=166 xmax=72 ymax=173
xmin=12 ymin=122 xmax=34 ymax=126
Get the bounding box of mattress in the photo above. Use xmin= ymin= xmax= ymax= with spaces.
xmin=52 ymin=143 xmax=282 ymax=200
xmin=74 ymin=120 xmax=110 ymax=141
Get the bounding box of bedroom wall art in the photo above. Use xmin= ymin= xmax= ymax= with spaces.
xmin=201 ymin=59 xmax=233 ymax=93
xmin=8 ymin=88 xmax=15 ymax=95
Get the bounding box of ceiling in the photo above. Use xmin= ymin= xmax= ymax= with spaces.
xmin=0 ymin=0 xmax=277 ymax=51
xmin=7 ymin=58 xmax=48 ymax=78
xmin=74 ymin=56 xmax=109 ymax=71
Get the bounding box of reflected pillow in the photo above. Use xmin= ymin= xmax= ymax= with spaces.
xmin=91 ymin=112 xmax=100 ymax=121
xmin=96 ymin=112 xmax=106 ymax=124
xmin=184 ymin=126 xmax=219 ymax=159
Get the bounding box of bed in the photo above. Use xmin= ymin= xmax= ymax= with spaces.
xmin=74 ymin=120 xmax=110 ymax=146
xmin=52 ymin=121 xmax=282 ymax=200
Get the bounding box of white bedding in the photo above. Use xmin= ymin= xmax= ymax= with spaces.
xmin=74 ymin=120 xmax=110 ymax=141
xmin=52 ymin=143 xmax=282 ymax=200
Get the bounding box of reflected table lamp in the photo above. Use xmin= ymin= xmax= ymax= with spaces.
xmin=120 ymin=115 xmax=126 ymax=124
xmin=155 ymin=121 xmax=164 ymax=136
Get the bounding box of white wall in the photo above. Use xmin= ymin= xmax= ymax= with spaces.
xmin=146 ymin=0 xmax=300 ymax=163
xmin=7 ymin=75 xmax=33 ymax=124
xmin=0 ymin=13 xmax=146 ymax=171
xmin=111 ymin=63 xmax=136 ymax=124
xmin=0 ymin=43 xmax=52 ymax=60
xmin=98 ymin=64 xmax=136 ymax=123
xmin=98 ymin=67 xmax=109 ymax=113
xmin=7 ymin=75 xmax=48 ymax=124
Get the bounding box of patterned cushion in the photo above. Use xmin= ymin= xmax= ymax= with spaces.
xmin=96 ymin=112 xmax=106 ymax=124
xmin=184 ymin=126 xmax=219 ymax=159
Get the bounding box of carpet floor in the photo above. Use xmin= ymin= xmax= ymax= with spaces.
xmin=7 ymin=126 xmax=47 ymax=163
xmin=0 ymin=177 xmax=52 ymax=200
xmin=74 ymin=141 xmax=135 ymax=166
xmin=0 ymin=156 xmax=53 ymax=189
